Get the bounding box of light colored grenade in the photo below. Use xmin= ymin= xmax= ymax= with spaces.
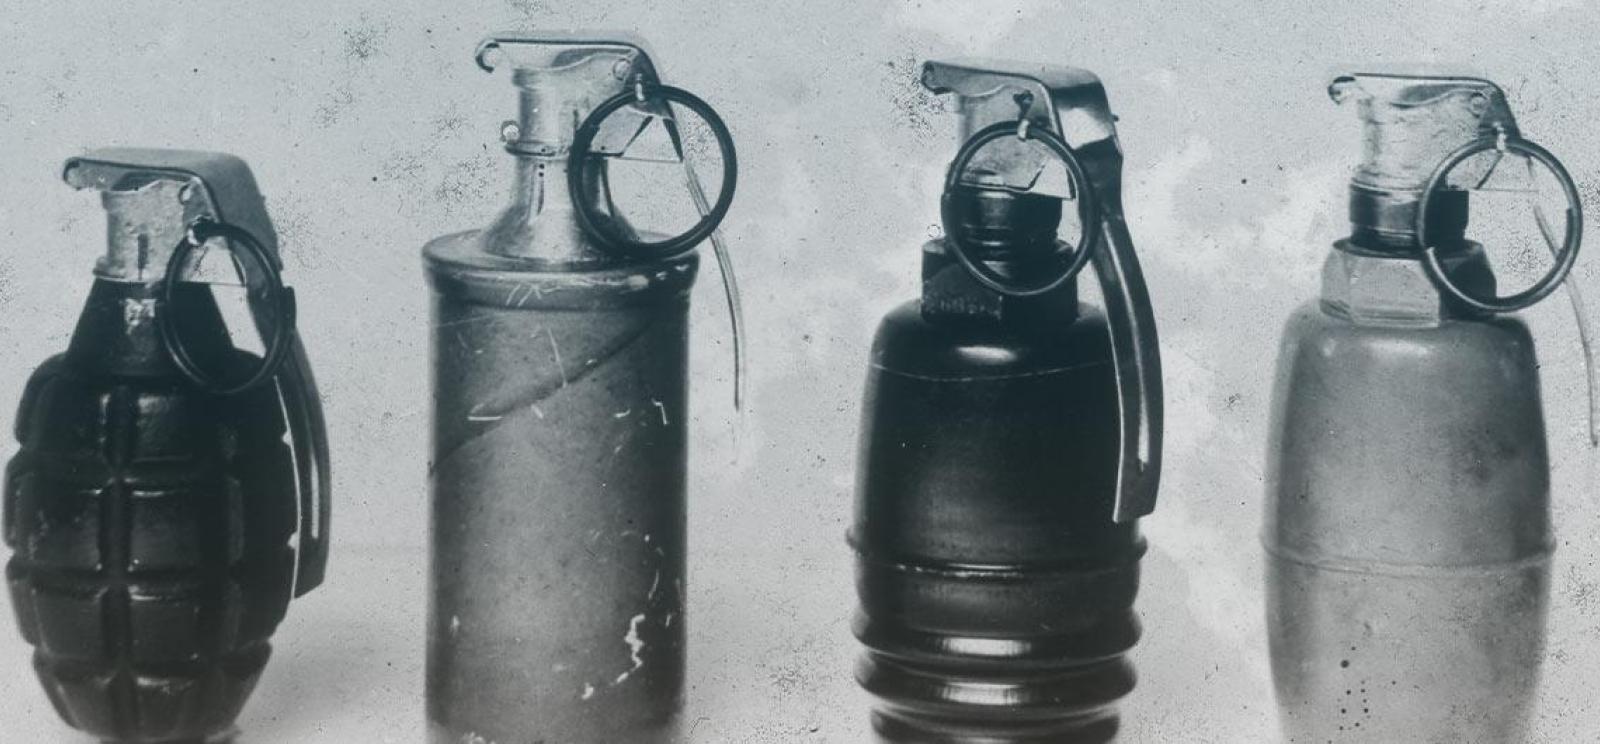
xmin=1263 ymin=71 xmax=1586 ymax=742
xmin=423 ymin=32 xmax=740 ymax=744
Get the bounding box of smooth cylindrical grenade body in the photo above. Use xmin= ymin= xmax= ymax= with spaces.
xmin=6 ymin=280 xmax=299 ymax=744
xmin=853 ymin=294 xmax=1144 ymax=744
xmin=423 ymin=230 xmax=695 ymax=744
xmin=1264 ymin=279 xmax=1551 ymax=741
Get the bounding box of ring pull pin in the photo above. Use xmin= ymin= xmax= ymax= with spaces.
xmin=1417 ymin=134 xmax=1592 ymax=445
xmin=158 ymin=217 xmax=297 ymax=395
xmin=569 ymin=83 xmax=745 ymax=412
xmin=940 ymin=118 xmax=1101 ymax=297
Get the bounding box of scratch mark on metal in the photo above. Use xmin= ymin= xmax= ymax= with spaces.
xmin=545 ymin=326 xmax=568 ymax=386
xmin=613 ymin=613 xmax=647 ymax=685
xmin=433 ymin=317 xmax=656 ymax=466
xmin=505 ymin=282 xmax=540 ymax=308
xmin=434 ymin=315 xmax=492 ymax=329
xmin=651 ymin=398 xmax=669 ymax=425
xmin=580 ymin=683 xmax=595 ymax=701
xmin=613 ymin=408 xmax=632 ymax=418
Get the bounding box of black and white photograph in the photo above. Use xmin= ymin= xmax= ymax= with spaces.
xmin=1 ymin=2 xmax=1598 ymax=742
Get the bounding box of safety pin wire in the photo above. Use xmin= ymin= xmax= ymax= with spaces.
xmin=1528 ymin=158 xmax=1599 ymax=447
xmin=633 ymin=89 xmax=746 ymax=422
xmin=683 ymin=157 xmax=747 ymax=415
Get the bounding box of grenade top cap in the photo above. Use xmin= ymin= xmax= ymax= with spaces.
xmin=1331 ymin=71 xmax=1517 ymax=248
xmin=467 ymin=32 xmax=675 ymax=264
xmin=922 ymin=58 xmax=1119 ymax=200
xmin=475 ymin=32 xmax=662 ymax=157
xmin=62 ymin=148 xmax=279 ymax=282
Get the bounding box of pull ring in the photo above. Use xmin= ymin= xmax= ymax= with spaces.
xmin=567 ymin=82 xmax=738 ymax=258
xmin=1416 ymin=135 xmax=1584 ymax=313
xmin=158 ymin=218 xmax=297 ymax=395
xmin=939 ymin=119 xmax=1101 ymax=297
xmin=568 ymin=81 xmax=746 ymax=411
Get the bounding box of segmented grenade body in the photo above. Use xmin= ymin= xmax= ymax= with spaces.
xmin=6 ymin=280 xmax=298 ymax=743
xmin=853 ymin=185 xmax=1146 ymax=743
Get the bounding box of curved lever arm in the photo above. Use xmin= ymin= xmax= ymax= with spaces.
xmin=1091 ymin=182 xmax=1164 ymax=522
xmin=284 ymin=337 xmax=332 ymax=596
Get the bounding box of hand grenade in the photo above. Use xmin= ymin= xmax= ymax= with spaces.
xmin=1264 ymin=72 xmax=1587 ymax=742
xmin=5 ymin=149 xmax=331 ymax=744
xmin=851 ymin=60 xmax=1164 ymax=743
xmin=424 ymin=33 xmax=740 ymax=744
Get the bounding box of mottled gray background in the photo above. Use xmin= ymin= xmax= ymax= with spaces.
xmin=3 ymin=1 xmax=1600 ymax=741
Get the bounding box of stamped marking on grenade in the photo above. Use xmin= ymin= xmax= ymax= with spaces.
xmin=122 ymin=297 xmax=156 ymax=329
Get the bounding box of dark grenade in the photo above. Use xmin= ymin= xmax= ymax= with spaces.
xmin=5 ymin=150 xmax=330 ymax=744
xmin=852 ymin=61 xmax=1163 ymax=743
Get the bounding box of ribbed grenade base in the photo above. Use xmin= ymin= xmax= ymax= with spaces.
xmin=858 ymin=651 xmax=1133 ymax=743
xmin=852 ymin=558 xmax=1143 ymax=744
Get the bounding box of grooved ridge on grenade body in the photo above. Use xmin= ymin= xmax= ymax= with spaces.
xmin=7 ymin=364 xmax=295 ymax=742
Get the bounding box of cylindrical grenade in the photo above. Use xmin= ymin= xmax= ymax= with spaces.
xmin=4 ymin=150 xmax=332 ymax=744
xmin=424 ymin=33 xmax=738 ymax=744
xmin=1264 ymin=72 xmax=1586 ymax=741
xmin=852 ymin=60 xmax=1164 ymax=744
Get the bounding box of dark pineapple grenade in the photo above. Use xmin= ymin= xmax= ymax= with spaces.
xmin=5 ymin=150 xmax=329 ymax=744
xmin=853 ymin=61 xmax=1163 ymax=743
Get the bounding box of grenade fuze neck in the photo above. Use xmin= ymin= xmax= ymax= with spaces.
xmin=474 ymin=35 xmax=661 ymax=264
xmin=95 ymin=178 xmax=190 ymax=282
xmin=1331 ymin=72 xmax=1516 ymax=251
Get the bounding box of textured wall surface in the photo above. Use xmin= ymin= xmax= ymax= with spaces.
xmin=2 ymin=1 xmax=1599 ymax=741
